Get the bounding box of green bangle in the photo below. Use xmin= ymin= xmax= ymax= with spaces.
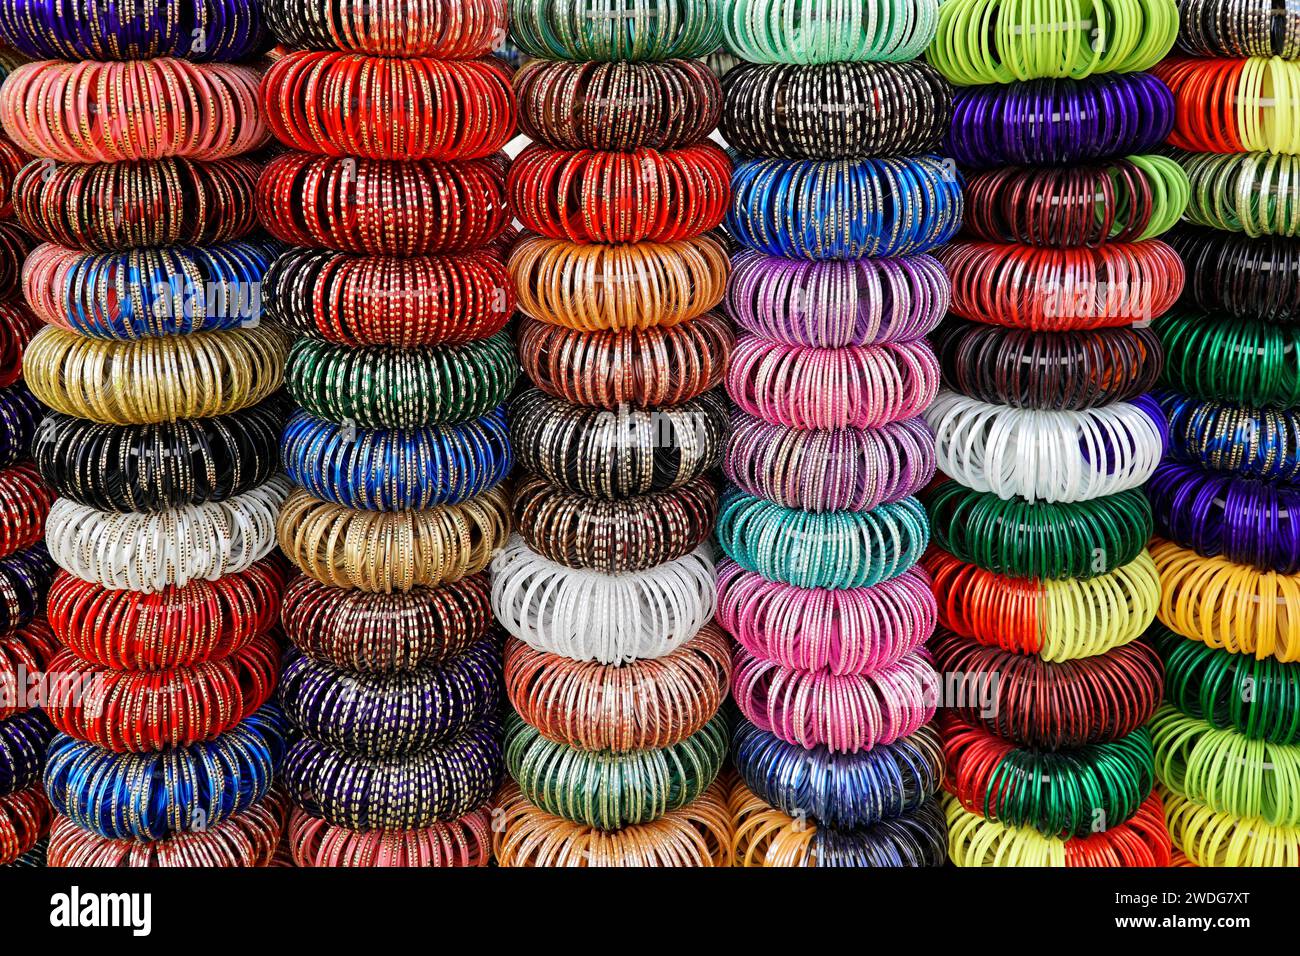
xmin=723 ymin=0 xmax=939 ymax=64
xmin=1127 ymin=154 xmax=1190 ymax=240
xmin=1178 ymin=149 xmax=1300 ymax=238
xmin=1156 ymin=311 xmax=1300 ymax=407
xmin=509 ymin=0 xmax=722 ymax=61
xmin=284 ymin=332 xmax=518 ymax=428
xmin=503 ymin=711 xmax=727 ymax=830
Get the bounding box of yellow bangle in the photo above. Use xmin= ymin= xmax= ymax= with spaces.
xmin=1163 ymin=787 xmax=1300 ymax=866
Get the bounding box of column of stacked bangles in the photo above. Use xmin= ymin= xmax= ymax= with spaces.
xmin=259 ymin=0 xmax=516 ymax=868
xmin=488 ymin=0 xmax=736 ymax=868
xmin=922 ymin=0 xmax=1184 ymax=867
xmin=718 ymin=0 xmax=958 ymax=867
xmin=0 ymin=0 xmax=294 ymax=868
xmin=1143 ymin=0 xmax=1300 ymax=867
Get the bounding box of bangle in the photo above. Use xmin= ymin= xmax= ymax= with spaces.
xmin=720 ymin=61 xmax=950 ymax=159
xmin=280 ymin=572 xmax=492 ymax=673
xmin=946 ymin=74 xmax=1175 ymax=169
xmin=261 ymin=52 xmax=515 ymax=161
xmin=509 ymin=232 xmax=729 ymax=332
xmin=513 ymin=474 xmax=717 ymax=574
xmin=716 ymin=489 xmax=930 ymax=590
xmin=1153 ymin=537 xmax=1300 ymax=663
xmin=14 ymin=157 xmax=261 ymax=251
xmin=0 ymin=619 xmax=57 ymax=721
xmin=491 ymin=536 xmax=715 ymax=664
xmin=0 ymin=303 xmax=40 ymax=387
xmin=282 ymin=719 xmax=501 ymax=830
xmin=0 ymin=710 xmax=52 ymax=796
xmin=255 ymin=152 xmax=510 ymax=256
xmin=288 ymin=805 xmax=492 ymax=867
xmin=728 ymin=156 xmax=963 ymax=260
xmin=264 ymin=0 xmax=505 ymax=55
xmin=517 ymin=59 xmax=721 ymax=151
xmin=46 ymin=475 xmax=289 ymax=592
xmin=1169 ymin=227 xmax=1300 ymax=323
xmin=1162 ymin=391 xmax=1300 ymax=483
xmin=718 ymin=559 xmax=936 ymax=675
xmin=962 ymin=155 xmax=1189 ymax=247
xmin=723 ymin=0 xmax=937 ymax=63
xmin=44 ymin=705 xmax=287 ymax=841
xmin=0 ymin=383 xmax=43 ymax=468
xmin=492 ymin=778 xmax=733 ymax=867
xmin=264 ymin=247 xmax=512 ymax=348
xmin=504 ymin=711 xmax=727 ymax=830
xmin=939 ymin=239 xmax=1184 ymax=331
xmin=729 ymin=779 xmax=947 ymax=867
xmin=1177 ymin=150 xmax=1300 ymax=237
xmin=1154 ymin=56 xmax=1300 ymax=154
xmin=726 ymin=336 xmax=939 ymax=430
xmin=931 ymin=628 xmax=1164 ymax=749
xmin=0 ymin=462 xmax=50 ymax=558
xmin=0 ymin=59 xmax=267 ymax=163
xmin=945 ymin=790 xmax=1171 ymax=866
xmin=0 ymin=222 xmax=32 ymax=302
xmin=46 ymin=558 xmax=287 ymax=671
xmin=0 ymin=135 xmax=22 ymax=221
xmin=1155 ymin=623 xmax=1300 ymax=745
xmin=518 ymin=312 xmax=733 ymax=410
xmin=935 ymin=320 xmax=1163 ymax=410
xmin=508 ymin=143 xmax=730 ymax=245
xmin=726 ymin=249 xmax=949 ymax=348
xmin=0 ymin=545 xmax=55 ymax=638
xmin=23 ymin=324 xmax=289 ymax=426
xmin=926 ymin=391 xmax=1166 ymax=504
xmin=509 ymin=388 xmax=728 ymax=498
xmin=46 ymin=631 xmax=280 ymax=753
xmin=1163 ymin=788 xmax=1300 ymax=866
xmin=509 ymin=0 xmax=722 ymax=61
xmin=925 ymin=481 xmax=1153 ymax=580
xmin=0 ymin=786 xmax=49 ymax=865
xmin=503 ymin=623 xmax=731 ymax=752
xmin=733 ymin=647 xmax=937 ymax=754
xmin=924 ymin=548 xmax=1161 ymax=660
xmin=1177 ymin=0 xmax=1300 ymax=57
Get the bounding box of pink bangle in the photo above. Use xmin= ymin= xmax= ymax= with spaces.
xmin=717 ymin=558 xmax=936 ymax=676
xmin=288 ymin=806 xmax=492 ymax=867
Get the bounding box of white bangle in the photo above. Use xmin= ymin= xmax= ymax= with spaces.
xmin=46 ymin=475 xmax=290 ymax=592
xmin=924 ymin=390 xmax=1164 ymax=504
xmin=490 ymin=534 xmax=716 ymax=664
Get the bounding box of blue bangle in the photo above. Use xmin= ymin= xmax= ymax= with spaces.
xmin=0 ymin=544 xmax=55 ymax=637
xmin=727 ymin=155 xmax=963 ymax=260
xmin=0 ymin=709 xmax=52 ymax=797
xmin=280 ymin=406 xmax=513 ymax=511
xmin=1160 ymin=390 xmax=1300 ymax=484
xmin=0 ymin=382 xmax=42 ymax=468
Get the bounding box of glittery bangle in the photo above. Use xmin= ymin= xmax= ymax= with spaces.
xmin=509 ymin=0 xmax=722 ymax=61
xmin=287 ymin=805 xmax=493 ymax=867
xmin=0 ymin=709 xmax=52 ymax=796
xmin=0 ymin=619 xmax=57 ymax=721
xmin=264 ymin=0 xmax=506 ymax=55
xmin=0 ymin=785 xmax=50 ymax=865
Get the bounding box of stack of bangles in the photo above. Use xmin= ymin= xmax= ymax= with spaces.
xmin=1155 ymin=57 xmax=1300 ymax=155
xmin=1176 ymin=150 xmax=1300 ymax=237
xmin=1170 ymin=227 xmax=1300 ymax=322
xmin=1156 ymin=312 xmax=1300 ymax=406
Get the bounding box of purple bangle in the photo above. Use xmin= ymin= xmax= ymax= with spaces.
xmin=1148 ymin=461 xmax=1300 ymax=574
xmin=946 ymin=73 xmax=1175 ymax=169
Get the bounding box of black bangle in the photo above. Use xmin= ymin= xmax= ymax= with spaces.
xmin=0 ymin=709 xmax=52 ymax=797
xmin=1169 ymin=226 xmax=1300 ymax=323
xmin=1176 ymin=0 xmax=1300 ymax=57
xmin=0 ymin=383 xmax=43 ymax=469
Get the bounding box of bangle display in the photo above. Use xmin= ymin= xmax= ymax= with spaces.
xmin=0 ymin=462 xmax=50 ymax=558
xmin=0 ymin=545 xmax=56 ymax=637
xmin=1176 ymin=0 xmax=1300 ymax=57
xmin=0 ymin=786 xmax=50 ymax=866
xmin=0 ymin=620 xmax=58 ymax=721
xmin=1177 ymin=150 xmax=1300 ymax=237
xmin=728 ymin=155 xmax=963 ymax=260
xmin=1168 ymin=227 xmax=1300 ymax=323
xmin=288 ymin=805 xmax=492 ymax=868
xmin=722 ymin=0 xmax=938 ymax=64
xmin=1154 ymin=56 xmax=1300 ymax=155
xmin=0 ymin=303 xmax=39 ymax=387
xmin=1161 ymin=391 xmax=1300 ymax=484
xmin=264 ymin=0 xmax=506 ymax=56
xmin=0 ymin=383 xmax=44 ymax=468
xmin=509 ymin=0 xmax=722 ymax=61
xmin=1163 ymin=788 xmax=1300 ymax=866
xmin=0 ymin=710 xmax=52 ymax=796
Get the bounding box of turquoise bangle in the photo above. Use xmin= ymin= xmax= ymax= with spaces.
xmin=509 ymin=0 xmax=722 ymax=61
xmin=724 ymin=0 xmax=939 ymax=64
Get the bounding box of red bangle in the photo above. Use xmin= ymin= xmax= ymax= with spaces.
xmin=0 ymin=302 xmax=39 ymax=386
xmin=288 ymin=805 xmax=493 ymax=867
xmin=0 ymin=619 xmax=58 ymax=721
xmin=0 ymin=462 xmax=52 ymax=559
xmin=261 ymin=52 xmax=516 ymax=161
xmin=507 ymin=142 xmax=731 ymax=244
xmin=0 ymin=134 xmax=27 ymax=219
xmin=1151 ymin=58 xmax=1246 ymax=153
xmin=0 ymin=221 xmax=35 ymax=302
xmin=0 ymin=785 xmax=49 ymax=865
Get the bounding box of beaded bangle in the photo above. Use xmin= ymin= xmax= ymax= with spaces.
xmin=1161 ymin=391 xmax=1300 ymax=484
xmin=288 ymin=806 xmax=492 ymax=868
xmin=491 ymin=535 xmax=715 ymax=664
xmin=44 ymin=705 xmax=286 ymax=841
xmin=726 ymin=249 xmax=949 ymax=348
xmin=716 ymin=489 xmax=930 ymax=590
xmin=1169 ymin=227 xmax=1300 ymax=323
xmin=282 ymin=720 xmax=501 ymax=830
xmin=721 ymin=61 xmax=951 ymax=159
xmin=0 ymin=383 xmax=42 ymax=468
xmin=728 ymin=156 xmax=963 ymax=260
xmin=46 ymin=558 xmax=286 ymax=671
xmin=0 ymin=545 xmax=55 ymax=638
xmin=0 ymin=303 xmax=39 ymax=387
xmin=503 ymin=623 xmax=731 ymax=752
xmin=256 ymin=152 xmax=510 ymax=256
xmin=514 ymin=474 xmax=717 ymax=574
xmin=1163 ymin=788 xmax=1300 ymax=866
xmin=492 ymin=779 xmax=733 ymax=867
xmin=0 ymin=620 xmax=57 ymax=721
xmin=0 ymin=785 xmax=49 ymax=865
xmin=718 ymin=559 xmax=936 ymax=675
xmin=510 ymin=388 xmax=728 ymax=499
xmin=0 ymin=462 xmax=49 ymax=558
xmin=931 ymin=628 xmax=1164 ymax=750
xmin=724 ymin=411 xmax=936 ymax=514
xmin=518 ymin=312 xmax=733 ymax=410
xmin=264 ymin=247 xmax=512 ymax=348
xmin=0 ymin=710 xmax=51 ymax=796
xmin=504 ymin=711 xmax=727 ymax=830
xmin=924 ymin=548 xmax=1161 ymax=660
xmin=945 ymin=74 xmax=1175 ymax=169
xmin=1154 ymin=56 xmax=1300 ymax=155
xmin=1177 ymin=150 xmax=1300 ymax=238
xmin=927 ymin=391 xmax=1166 ymax=504
xmin=723 ymin=0 xmax=937 ymax=63
xmin=729 ymin=779 xmax=948 ymax=867
xmin=727 ymin=336 xmax=939 ymax=431
xmin=14 ymin=158 xmax=260 ymax=251
xmin=509 ymin=0 xmax=722 ymax=61
xmin=733 ymin=647 xmax=937 ymax=754
xmin=945 ymin=790 xmax=1172 ymax=866
xmin=0 ymin=59 xmax=268 ymax=163
xmin=1153 ymin=537 xmax=1300 ymax=663
xmin=280 ymin=572 xmax=491 ymax=673
xmin=265 ymin=0 xmax=505 ymax=55
xmin=261 ymin=52 xmax=515 ymax=161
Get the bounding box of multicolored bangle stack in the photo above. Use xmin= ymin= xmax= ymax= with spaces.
xmin=718 ymin=0 xmax=956 ymax=867
xmin=259 ymin=0 xmax=515 ymax=868
xmin=0 ymin=0 xmax=296 ymax=868
xmin=923 ymin=0 xmax=1181 ymax=867
xmin=489 ymin=0 xmax=735 ymax=868
xmin=1144 ymin=0 xmax=1300 ymax=867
